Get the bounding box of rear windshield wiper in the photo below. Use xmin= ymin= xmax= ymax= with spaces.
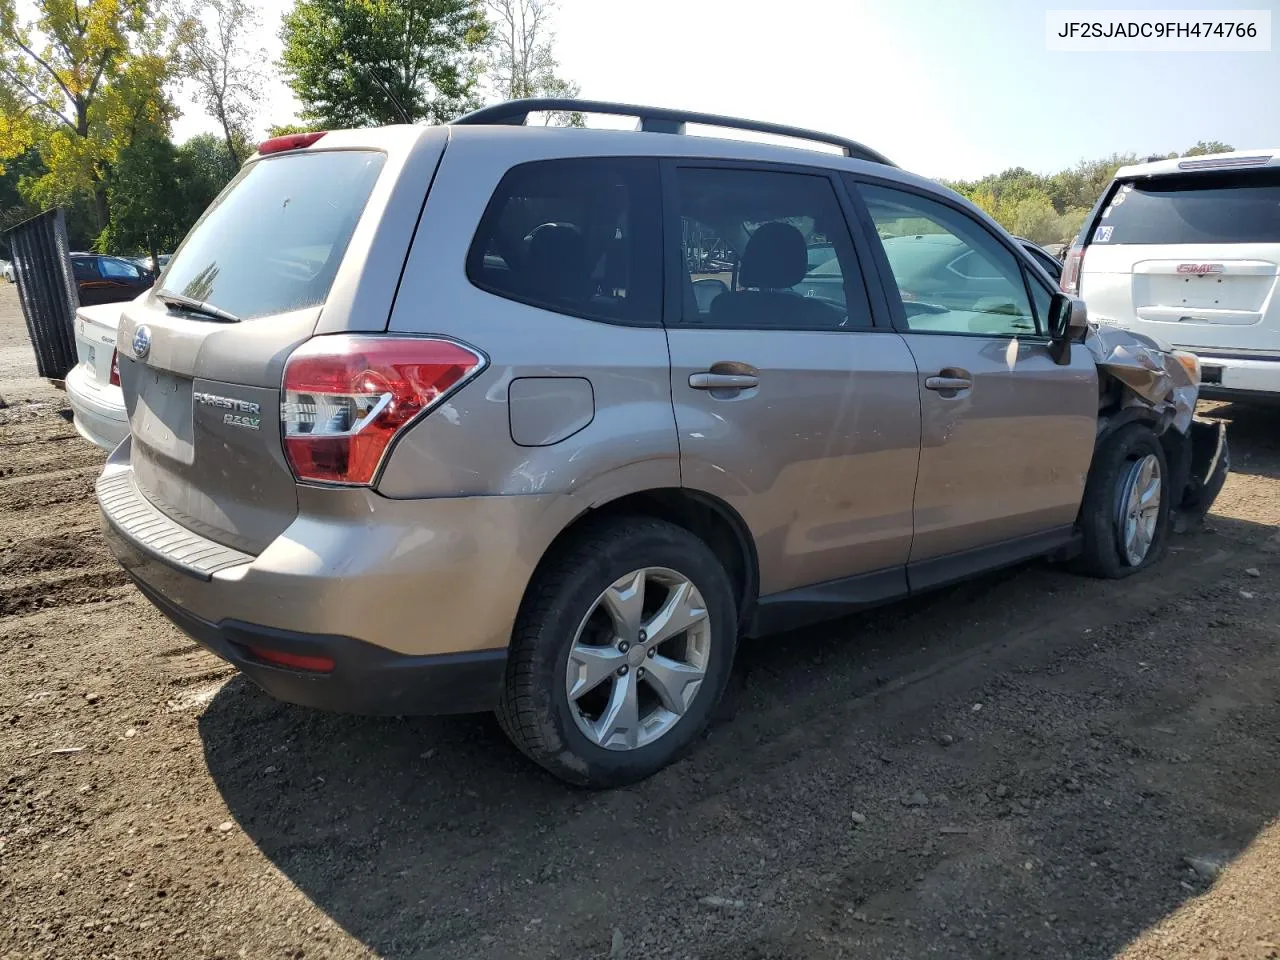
xmin=155 ymin=291 xmax=241 ymax=323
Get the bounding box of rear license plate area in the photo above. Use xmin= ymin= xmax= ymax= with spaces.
xmin=1200 ymin=365 xmax=1223 ymax=385
xmin=131 ymin=367 xmax=195 ymax=464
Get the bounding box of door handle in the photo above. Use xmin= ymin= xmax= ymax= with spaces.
xmin=924 ymin=375 xmax=972 ymax=391
xmin=689 ymin=372 xmax=760 ymax=390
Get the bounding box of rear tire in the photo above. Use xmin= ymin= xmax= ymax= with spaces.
xmin=496 ymin=516 xmax=738 ymax=788
xmin=1076 ymin=423 xmax=1171 ymax=579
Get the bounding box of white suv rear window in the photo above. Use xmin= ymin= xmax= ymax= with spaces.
xmin=159 ymin=150 xmax=386 ymax=320
xmin=1092 ymin=170 xmax=1280 ymax=245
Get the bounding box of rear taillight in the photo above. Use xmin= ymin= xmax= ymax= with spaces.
xmin=109 ymin=350 xmax=120 ymax=387
xmin=280 ymin=335 xmax=485 ymax=486
xmin=1060 ymin=243 xmax=1085 ymax=296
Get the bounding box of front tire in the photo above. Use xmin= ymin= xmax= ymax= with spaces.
xmin=1076 ymin=423 xmax=1171 ymax=579
xmin=496 ymin=517 xmax=738 ymax=788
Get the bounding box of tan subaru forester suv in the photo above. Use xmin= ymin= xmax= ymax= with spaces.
xmin=96 ymin=99 xmax=1228 ymax=787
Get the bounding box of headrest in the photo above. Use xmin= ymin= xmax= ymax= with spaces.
xmin=524 ymin=223 xmax=587 ymax=301
xmin=740 ymin=222 xmax=807 ymax=289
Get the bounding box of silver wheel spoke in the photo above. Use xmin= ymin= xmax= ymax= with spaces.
xmin=1139 ymin=474 xmax=1161 ymax=508
xmin=601 ymin=570 xmax=646 ymax=640
xmin=567 ymin=643 xmax=626 ymax=700
xmin=1117 ymin=453 xmax=1162 ymax=566
xmin=592 ymin=670 xmax=639 ymax=749
xmin=642 ymin=653 xmax=705 ymax=715
xmin=566 ymin=566 xmax=715 ymax=752
xmin=642 ymin=580 xmax=708 ymax=646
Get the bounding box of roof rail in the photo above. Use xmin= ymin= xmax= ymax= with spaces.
xmin=451 ymin=98 xmax=896 ymax=166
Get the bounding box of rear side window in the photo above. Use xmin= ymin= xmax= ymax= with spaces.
xmin=160 ymin=150 xmax=386 ymax=321
xmin=1091 ymin=170 xmax=1280 ymax=245
xmin=467 ymin=158 xmax=661 ymax=325
xmin=100 ymin=258 xmax=140 ymax=279
xmin=673 ymin=166 xmax=871 ymax=330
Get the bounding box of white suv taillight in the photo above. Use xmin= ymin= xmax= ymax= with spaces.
xmin=280 ymin=335 xmax=485 ymax=486
xmin=109 ymin=350 xmax=121 ymax=386
xmin=1060 ymin=243 xmax=1085 ymax=296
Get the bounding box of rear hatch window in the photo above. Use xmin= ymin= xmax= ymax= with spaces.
xmin=1090 ymin=170 xmax=1280 ymax=245
xmin=1080 ymin=168 xmax=1280 ymax=348
xmin=160 ymin=150 xmax=387 ymax=321
xmin=120 ymin=148 xmax=388 ymax=556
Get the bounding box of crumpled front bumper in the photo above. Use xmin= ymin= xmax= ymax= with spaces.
xmin=1176 ymin=416 xmax=1229 ymax=525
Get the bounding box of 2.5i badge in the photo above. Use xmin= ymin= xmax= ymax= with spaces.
xmin=193 ymin=391 xmax=262 ymax=430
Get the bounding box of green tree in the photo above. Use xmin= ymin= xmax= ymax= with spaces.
xmin=0 ymin=147 xmax=41 ymax=242
xmin=1182 ymin=140 xmax=1233 ymax=157
xmin=0 ymin=0 xmax=187 ymax=231
xmin=98 ymin=128 xmax=185 ymax=264
xmin=265 ymin=121 xmax=324 ymax=137
xmin=279 ymin=0 xmax=488 ymax=128
xmin=177 ymin=129 xmax=242 ymax=195
xmin=1005 ymin=191 xmax=1061 ymax=244
xmin=98 ymin=130 xmax=242 ymax=263
xmin=0 ymin=149 xmax=100 ymax=248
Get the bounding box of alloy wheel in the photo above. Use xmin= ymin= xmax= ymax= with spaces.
xmin=1116 ymin=453 xmax=1162 ymax=566
xmin=565 ymin=567 xmax=712 ymax=751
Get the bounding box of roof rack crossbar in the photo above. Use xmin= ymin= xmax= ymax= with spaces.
xmin=451 ymin=98 xmax=895 ymax=166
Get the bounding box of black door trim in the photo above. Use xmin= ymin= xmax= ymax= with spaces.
xmin=907 ymin=525 xmax=1079 ymax=593
xmin=745 ymin=566 xmax=907 ymax=637
xmin=747 ymin=525 xmax=1081 ymax=637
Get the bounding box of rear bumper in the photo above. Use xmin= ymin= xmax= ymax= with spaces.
xmin=96 ymin=440 xmax=565 ymax=716
xmin=131 ymin=576 xmax=506 ymax=715
xmin=1193 ymin=353 xmax=1280 ymax=401
xmin=65 ymin=364 xmax=128 ymax=452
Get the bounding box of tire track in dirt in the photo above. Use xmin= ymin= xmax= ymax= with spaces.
xmin=0 ymin=529 xmax=112 ymax=577
xmin=0 ymin=566 xmax=132 ymax=619
xmin=0 ymin=464 xmax=100 ymax=511
xmin=0 ymin=500 xmax=103 ymax=539
xmin=0 ymin=438 xmax=103 ymax=477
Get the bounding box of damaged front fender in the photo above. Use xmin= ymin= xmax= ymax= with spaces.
xmin=1085 ymin=322 xmax=1229 ymax=524
xmin=1085 ymin=323 xmax=1200 ymax=434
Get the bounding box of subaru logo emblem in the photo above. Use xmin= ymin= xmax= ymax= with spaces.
xmin=132 ymin=324 xmax=151 ymax=359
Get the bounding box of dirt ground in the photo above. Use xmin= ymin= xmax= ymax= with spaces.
xmin=1 ymin=281 xmax=1278 ymax=960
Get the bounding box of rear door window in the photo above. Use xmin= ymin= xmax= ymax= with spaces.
xmin=466 ymin=158 xmax=661 ymax=325
xmin=673 ymin=166 xmax=872 ymax=330
xmin=71 ymin=258 xmax=99 ymax=280
xmin=1092 ymin=170 xmax=1280 ymax=245
xmin=159 ymin=150 xmax=386 ymax=320
xmin=100 ymin=257 xmax=141 ymax=280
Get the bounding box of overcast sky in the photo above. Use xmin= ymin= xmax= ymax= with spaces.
xmin=172 ymin=0 xmax=1280 ymax=180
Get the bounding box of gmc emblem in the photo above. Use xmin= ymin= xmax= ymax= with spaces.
xmin=1176 ymin=263 xmax=1225 ymax=275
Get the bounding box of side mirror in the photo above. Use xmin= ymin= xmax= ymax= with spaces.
xmin=1048 ymin=293 xmax=1088 ymax=365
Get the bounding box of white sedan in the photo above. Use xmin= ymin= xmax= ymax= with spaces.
xmin=66 ymin=302 xmax=130 ymax=451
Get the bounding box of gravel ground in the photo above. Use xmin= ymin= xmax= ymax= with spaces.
xmin=1 ymin=281 xmax=1278 ymax=960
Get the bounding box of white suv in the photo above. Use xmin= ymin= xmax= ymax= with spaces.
xmin=1063 ymin=148 xmax=1280 ymax=401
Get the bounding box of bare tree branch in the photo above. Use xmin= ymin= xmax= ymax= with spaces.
xmin=0 ymin=63 xmax=77 ymax=132
xmin=11 ymin=34 xmax=79 ymax=108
